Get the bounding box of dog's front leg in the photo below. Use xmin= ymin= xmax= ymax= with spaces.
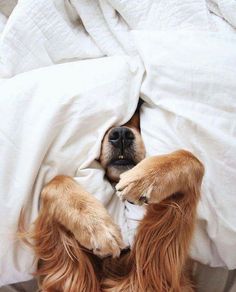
xmin=116 ymin=149 xmax=204 ymax=205
xmin=113 ymin=150 xmax=204 ymax=292
xmin=30 ymin=175 xmax=125 ymax=291
xmin=41 ymin=175 xmax=125 ymax=258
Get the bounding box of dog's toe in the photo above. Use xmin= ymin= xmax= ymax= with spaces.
xmin=139 ymin=195 xmax=149 ymax=204
xmin=90 ymin=222 xmax=125 ymax=258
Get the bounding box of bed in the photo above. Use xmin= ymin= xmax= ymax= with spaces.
xmin=0 ymin=0 xmax=236 ymax=286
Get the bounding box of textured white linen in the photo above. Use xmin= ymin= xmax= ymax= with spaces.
xmin=1 ymin=0 xmax=236 ymax=286
xmin=0 ymin=12 xmax=6 ymax=34
xmin=207 ymin=0 xmax=236 ymax=30
xmin=134 ymin=30 xmax=236 ymax=269
xmin=0 ymin=56 xmax=144 ymax=285
xmin=0 ymin=0 xmax=230 ymax=78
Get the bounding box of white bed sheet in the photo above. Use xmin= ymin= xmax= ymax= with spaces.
xmin=0 ymin=56 xmax=143 ymax=285
xmin=0 ymin=0 xmax=236 ymax=286
xmin=134 ymin=30 xmax=236 ymax=269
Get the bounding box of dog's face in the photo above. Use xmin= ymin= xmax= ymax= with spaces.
xmin=99 ymin=112 xmax=146 ymax=182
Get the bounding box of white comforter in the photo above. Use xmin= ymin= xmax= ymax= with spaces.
xmin=0 ymin=0 xmax=236 ymax=286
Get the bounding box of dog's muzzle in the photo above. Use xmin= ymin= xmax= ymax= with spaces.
xmin=109 ymin=127 xmax=134 ymax=149
xmin=108 ymin=126 xmax=136 ymax=167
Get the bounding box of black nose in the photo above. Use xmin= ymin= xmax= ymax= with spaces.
xmin=109 ymin=127 xmax=134 ymax=148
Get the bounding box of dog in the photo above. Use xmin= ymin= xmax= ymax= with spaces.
xmin=21 ymin=102 xmax=204 ymax=291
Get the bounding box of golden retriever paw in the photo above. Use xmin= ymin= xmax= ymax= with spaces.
xmin=115 ymin=156 xmax=172 ymax=205
xmin=116 ymin=150 xmax=204 ymax=205
xmin=116 ymin=171 xmax=153 ymax=205
xmin=115 ymin=159 xmax=154 ymax=205
xmin=74 ymin=216 xmax=126 ymax=258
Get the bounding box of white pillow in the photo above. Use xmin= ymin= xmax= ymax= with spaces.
xmin=0 ymin=55 xmax=143 ymax=286
xmin=134 ymin=31 xmax=236 ymax=269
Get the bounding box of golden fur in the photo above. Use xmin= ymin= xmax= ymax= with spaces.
xmin=19 ymin=109 xmax=204 ymax=291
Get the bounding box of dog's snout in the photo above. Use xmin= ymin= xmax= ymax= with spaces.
xmin=109 ymin=127 xmax=134 ymax=148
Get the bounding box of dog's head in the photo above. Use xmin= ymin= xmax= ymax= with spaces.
xmin=99 ymin=105 xmax=146 ymax=182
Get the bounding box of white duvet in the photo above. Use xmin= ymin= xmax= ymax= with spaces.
xmin=0 ymin=0 xmax=236 ymax=286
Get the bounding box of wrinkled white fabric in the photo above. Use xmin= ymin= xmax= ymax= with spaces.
xmin=133 ymin=30 xmax=236 ymax=269
xmin=1 ymin=0 xmax=236 ymax=286
xmin=207 ymin=0 xmax=236 ymax=29
xmin=0 ymin=12 xmax=6 ymax=34
xmin=1 ymin=0 xmax=234 ymax=78
xmin=0 ymin=56 xmax=144 ymax=285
